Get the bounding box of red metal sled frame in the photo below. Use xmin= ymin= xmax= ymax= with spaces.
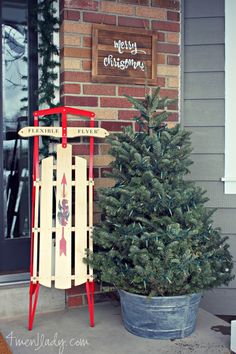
xmin=28 ymin=106 xmax=95 ymax=330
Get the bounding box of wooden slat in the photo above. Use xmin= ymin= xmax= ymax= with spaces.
xmin=34 ymin=180 xmax=94 ymax=187
xmin=32 ymin=275 xmax=89 ymax=281
xmin=74 ymin=156 xmax=88 ymax=286
xmin=39 ymin=156 xmax=54 ymax=287
xmin=55 ymin=144 xmax=72 ymax=289
xmin=33 ymin=226 xmax=91 ymax=232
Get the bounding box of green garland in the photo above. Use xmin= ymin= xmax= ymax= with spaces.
xmin=37 ymin=0 xmax=60 ymax=108
xmin=37 ymin=0 xmax=60 ymax=157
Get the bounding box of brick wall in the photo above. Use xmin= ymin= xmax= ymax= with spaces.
xmin=60 ymin=0 xmax=181 ymax=308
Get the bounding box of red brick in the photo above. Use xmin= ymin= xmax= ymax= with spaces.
xmin=67 ymin=284 xmax=86 ymax=295
xmin=158 ymin=32 xmax=165 ymax=42
xmin=82 ymin=137 xmax=101 ymax=145
xmin=101 ymin=2 xmax=134 ymax=15
xmin=152 ymin=0 xmax=180 ymax=10
xmin=167 ymin=55 xmax=179 ymax=65
xmin=64 ymin=0 xmax=98 ymax=11
xmin=101 ymin=121 xmax=132 ymax=131
xmin=94 ymin=190 xmax=99 ymax=201
xmin=62 ymin=84 xmax=81 ymax=94
xmin=72 ymin=144 xmax=99 ymax=155
xmin=84 ymin=84 xmax=116 ymax=96
xmin=166 ymin=32 xmax=179 ymax=43
xmin=82 ymin=60 xmax=92 ymax=71
xmin=63 ymin=9 xmax=80 ymax=20
xmin=157 ymin=77 xmax=166 ymax=87
xmin=101 ymin=167 xmax=112 ymax=177
xmin=62 ymin=22 xmax=92 ymax=34
xmin=83 ymin=12 xmax=116 ymax=25
xmin=152 ymin=20 xmax=180 ymax=32
xmin=168 ymin=103 xmax=178 ymax=110
xmin=61 ymin=34 xmax=81 ymax=47
xmin=93 ymin=189 xmax=99 ymax=202
xmin=167 ymin=112 xmax=178 ymax=121
xmin=157 ymin=43 xmax=179 ymax=54
xmin=120 ymin=0 xmax=149 ymax=4
xmin=67 ymin=295 xmax=83 ymax=307
xmin=85 ymin=138 xmax=102 ymax=148
xmin=64 ymin=96 xmax=98 ymax=106
xmin=100 ymin=144 xmax=111 ymax=155
xmin=118 ymin=87 xmax=147 ymax=98
xmin=83 ymin=37 xmax=92 ymax=47
xmin=63 ymin=47 xmax=91 ymax=58
xmin=136 ymin=6 xmax=166 ymax=19
xmin=95 ymin=168 xmax=100 ymax=178
xmin=157 ymin=53 xmax=166 ymax=64
xmin=94 ymin=212 xmax=101 ymax=224
xmin=118 ymin=16 xmax=150 ymax=28
xmin=61 ymin=95 xmax=66 ymax=105
xmin=160 ymin=89 xmax=178 ymax=98
xmin=118 ymin=110 xmax=140 ymax=120
xmin=68 ymin=120 xmax=99 ymax=127
xmin=61 ymin=71 xmax=91 ymax=83
xmin=100 ymin=97 xmax=133 ymax=108
xmin=167 ymin=10 xmax=180 ymax=21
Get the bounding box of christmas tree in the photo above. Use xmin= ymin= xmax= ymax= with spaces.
xmin=89 ymin=88 xmax=234 ymax=296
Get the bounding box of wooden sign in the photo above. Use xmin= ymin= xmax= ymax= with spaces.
xmin=92 ymin=24 xmax=157 ymax=85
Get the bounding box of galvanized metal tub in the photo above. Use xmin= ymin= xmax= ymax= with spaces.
xmin=119 ymin=289 xmax=202 ymax=339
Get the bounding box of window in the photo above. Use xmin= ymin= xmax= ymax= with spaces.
xmin=0 ymin=0 xmax=38 ymax=273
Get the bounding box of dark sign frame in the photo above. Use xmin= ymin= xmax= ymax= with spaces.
xmin=92 ymin=24 xmax=158 ymax=85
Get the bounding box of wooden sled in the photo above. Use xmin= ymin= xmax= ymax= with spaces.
xmin=18 ymin=106 xmax=109 ymax=330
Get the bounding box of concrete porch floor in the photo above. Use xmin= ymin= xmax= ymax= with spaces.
xmin=0 ymin=301 xmax=231 ymax=354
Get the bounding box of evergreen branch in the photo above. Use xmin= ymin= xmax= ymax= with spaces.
xmin=123 ymin=94 xmax=148 ymax=114
xmin=36 ymin=0 xmax=60 ymax=158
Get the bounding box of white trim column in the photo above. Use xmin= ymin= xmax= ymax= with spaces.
xmin=223 ymin=0 xmax=236 ymax=193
